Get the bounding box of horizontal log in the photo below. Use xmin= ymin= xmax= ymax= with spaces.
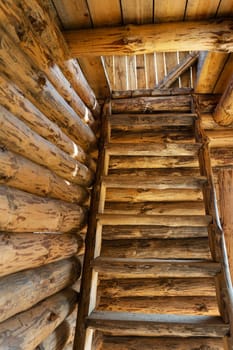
xmin=0 ymin=2 xmax=96 ymax=129
xmin=0 ymin=106 xmax=93 ymax=186
xmin=194 ymin=94 xmax=221 ymax=113
xmin=0 ymin=258 xmax=80 ymax=323
xmin=64 ymin=20 xmax=233 ymax=56
xmin=93 ymin=257 xmax=221 ymax=278
xmin=200 ymin=113 xmax=233 ymax=130
xmin=109 ymin=156 xmax=199 ymax=170
xmin=98 ymin=296 xmax=219 ymax=316
xmin=112 ymin=88 xmax=194 ymax=99
xmin=104 ymin=201 xmax=205 ymax=216
xmin=87 ymin=311 xmax=229 ymax=337
xmin=0 ymin=148 xmax=88 ymax=203
xmin=101 ymin=238 xmax=211 ymax=260
xmin=98 ymin=277 xmax=216 ymax=298
xmin=97 ymin=214 xmax=212 ymax=227
xmin=106 ymin=143 xmax=201 ymax=156
xmin=102 ymin=175 xmax=207 ymax=189
xmin=0 ymin=186 xmax=86 ymax=232
xmin=0 ymin=28 xmax=96 ymax=151
xmin=0 ymin=289 xmax=77 ymax=350
xmin=0 ymin=232 xmax=81 ymax=277
xmin=211 ymin=148 xmax=233 ymax=168
xmin=111 ymin=96 xmax=191 ymax=113
xmin=206 ymin=129 xmax=233 ymax=147
xmin=109 ymin=168 xmax=202 ymax=177
xmin=102 ymin=225 xmax=208 ymax=240
xmin=36 ymin=306 xmax=77 ymax=350
xmin=101 ymin=336 xmax=224 ymax=350
xmin=109 ymin=114 xmax=196 ymax=130
xmin=18 ymin=0 xmax=100 ymax=116
xmin=0 ymin=73 xmax=88 ymax=164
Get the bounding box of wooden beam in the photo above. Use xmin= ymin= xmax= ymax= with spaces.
xmin=0 ymin=258 xmax=80 ymax=323
xmin=157 ymin=52 xmax=199 ymax=89
xmin=64 ymin=19 xmax=233 ymax=56
xmin=213 ymin=74 xmax=233 ymax=125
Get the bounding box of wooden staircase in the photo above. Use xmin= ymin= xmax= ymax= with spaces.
xmin=75 ymin=97 xmax=233 ymax=349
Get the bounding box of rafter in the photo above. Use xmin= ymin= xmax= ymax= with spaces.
xmin=63 ymin=19 xmax=233 ymax=57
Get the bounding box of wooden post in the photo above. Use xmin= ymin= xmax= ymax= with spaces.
xmin=218 ymin=168 xmax=233 ymax=282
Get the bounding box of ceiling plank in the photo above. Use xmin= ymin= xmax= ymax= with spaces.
xmin=121 ymin=0 xmax=153 ymax=24
xmin=154 ymin=0 xmax=186 ymax=22
xmin=87 ymin=0 xmax=122 ymax=27
xmin=185 ymin=0 xmax=220 ymax=20
xmin=64 ymin=20 xmax=233 ymax=57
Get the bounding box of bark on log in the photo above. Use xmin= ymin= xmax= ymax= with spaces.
xmin=63 ymin=20 xmax=233 ymax=56
xmin=0 ymin=258 xmax=80 ymax=323
xmin=0 ymin=106 xmax=93 ymax=186
xmin=0 ymin=185 xmax=86 ymax=232
xmin=0 ymin=73 xmax=88 ymax=165
xmin=0 ymin=148 xmax=88 ymax=203
xmin=36 ymin=306 xmax=77 ymax=350
xmin=98 ymin=296 xmax=219 ymax=316
xmin=101 ymin=336 xmax=224 ymax=350
xmin=0 ymin=289 xmax=77 ymax=350
xmin=0 ymin=1 xmax=96 ymax=129
xmin=87 ymin=311 xmax=229 ymax=337
xmin=0 ymin=232 xmax=81 ymax=277
xmin=101 ymin=238 xmax=211 ymax=260
xmin=99 ymin=277 xmax=216 ymax=298
xmin=0 ymin=28 xmax=96 ymax=151
xmin=18 ymin=0 xmax=101 ymax=117
xmin=111 ymin=96 xmax=191 ymax=113
xmin=214 ymin=75 xmax=233 ymax=125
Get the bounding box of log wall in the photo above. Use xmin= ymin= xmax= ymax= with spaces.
xmin=0 ymin=1 xmax=99 ymax=349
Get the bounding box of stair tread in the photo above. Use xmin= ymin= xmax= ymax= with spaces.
xmin=105 ymin=142 xmax=201 ymax=156
xmin=102 ymin=175 xmax=207 ymax=189
xmin=87 ymin=311 xmax=229 ymax=337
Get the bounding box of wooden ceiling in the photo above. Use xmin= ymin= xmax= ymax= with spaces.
xmin=49 ymin=0 xmax=233 ymax=98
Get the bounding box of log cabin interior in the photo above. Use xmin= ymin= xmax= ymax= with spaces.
xmin=1 ymin=0 xmax=233 ymax=349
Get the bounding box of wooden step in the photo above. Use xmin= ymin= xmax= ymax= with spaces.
xmin=101 ymin=336 xmax=225 ymax=350
xmin=92 ymin=258 xmax=221 ymax=278
xmin=97 ymin=214 xmax=212 ymax=227
xmin=101 ymin=238 xmax=211 ymax=260
xmin=102 ymin=175 xmax=207 ymax=189
xmin=109 ymin=114 xmax=196 ymax=130
xmin=87 ymin=311 xmax=229 ymax=337
xmin=105 ymin=142 xmax=201 ymax=156
xmin=104 ymin=201 xmax=205 ymax=215
xmin=102 ymin=225 xmax=209 ymax=240
xmin=98 ymin=277 xmax=217 ymax=297
xmin=97 ymin=296 xmax=219 ymax=316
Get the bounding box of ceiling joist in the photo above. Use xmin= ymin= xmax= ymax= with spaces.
xmin=63 ymin=19 xmax=233 ymax=57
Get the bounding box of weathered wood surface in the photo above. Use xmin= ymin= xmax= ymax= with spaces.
xmin=200 ymin=113 xmax=233 ymax=130
xmin=102 ymin=225 xmax=208 ymax=240
xmin=99 ymin=277 xmax=216 ymax=298
xmin=0 ymin=258 xmax=80 ymax=323
xmin=0 ymin=289 xmax=77 ymax=350
xmin=111 ymin=88 xmax=193 ymax=99
xmin=0 ymin=232 xmax=81 ymax=277
xmin=195 ymin=94 xmax=221 ymax=113
xmin=111 ymin=96 xmax=191 ymax=113
xmin=97 ymin=214 xmax=211 ymax=227
xmin=109 ymin=168 xmax=202 ymax=177
xmin=87 ymin=311 xmax=229 ymax=337
xmin=93 ymin=258 xmax=221 ymax=278
xmin=36 ymin=306 xmax=77 ymax=350
xmin=0 ymin=1 xmax=96 ymax=129
xmin=104 ymin=201 xmax=205 ymax=216
xmin=0 ymin=106 xmax=93 ymax=186
xmin=98 ymin=296 xmax=219 ymax=316
xmin=101 ymin=238 xmax=211 ymax=259
xmin=0 ymin=73 xmax=88 ymax=164
xmin=0 ymin=148 xmax=88 ymax=203
xmin=106 ymin=142 xmax=200 ymax=156
xmin=18 ymin=0 xmax=100 ymax=116
xmin=0 ymin=28 xmax=96 ymax=151
xmin=214 ymin=74 xmax=233 ymax=125
xmin=64 ymin=20 xmax=233 ymax=56
xmin=109 ymin=114 xmax=195 ymax=129
xmin=206 ymin=129 xmax=233 ymax=147
xmin=102 ymin=175 xmax=207 ymax=189
xmin=101 ymin=336 xmax=225 ymax=350
xmin=211 ymin=148 xmax=233 ymax=168
xmin=0 ymin=186 xmax=86 ymax=232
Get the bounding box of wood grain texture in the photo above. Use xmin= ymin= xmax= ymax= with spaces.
xmin=214 ymin=74 xmax=233 ymax=125
xmin=0 ymin=258 xmax=80 ymax=323
xmin=0 ymin=232 xmax=81 ymax=277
